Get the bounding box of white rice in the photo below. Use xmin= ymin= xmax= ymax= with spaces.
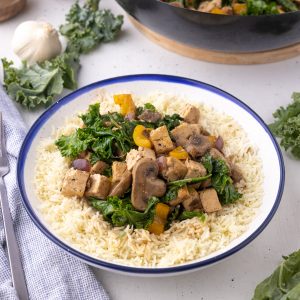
xmin=34 ymin=92 xmax=263 ymax=267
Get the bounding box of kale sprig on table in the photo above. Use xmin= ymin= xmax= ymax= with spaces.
xmin=269 ymin=92 xmax=300 ymax=159
xmin=1 ymin=0 xmax=123 ymax=109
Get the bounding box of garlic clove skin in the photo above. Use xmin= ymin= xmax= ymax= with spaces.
xmin=12 ymin=21 xmax=62 ymax=65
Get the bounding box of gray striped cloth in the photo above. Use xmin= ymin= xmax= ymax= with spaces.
xmin=0 ymin=87 xmax=109 ymax=300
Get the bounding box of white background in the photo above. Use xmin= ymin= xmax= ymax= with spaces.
xmin=1 ymin=0 xmax=300 ymax=299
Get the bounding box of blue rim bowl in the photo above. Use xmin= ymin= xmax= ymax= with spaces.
xmin=17 ymin=74 xmax=285 ymax=275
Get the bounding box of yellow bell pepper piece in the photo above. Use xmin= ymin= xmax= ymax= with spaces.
xmin=155 ymin=203 xmax=170 ymax=220
xmin=148 ymin=203 xmax=170 ymax=235
xmin=148 ymin=220 xmax=165 ymax=235
xmin=113 ymin=94 xmax=136 ymax=116
xmin=169 ymin=146 xmax=189 ymax=160
xmin=207 ymin=135 xmax=217 ymax=146
xmin=210 ymin=7 xmax=227 ymax=15
xmin=133 ymin=125 xmax=152 ymax=149
xmin=232 ymin=3 xmax=247 ymax=15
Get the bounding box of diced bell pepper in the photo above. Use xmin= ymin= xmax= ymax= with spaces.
xmin=169 ymin=146 xmax=189 ymax=160
xmin=113 ymin=94 xmax=136 ymax=116
xmin=133 ymin=125 xmax=153 ymax=149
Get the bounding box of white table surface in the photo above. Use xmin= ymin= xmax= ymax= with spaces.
xmin=1 ymin=0 xmax=300 ymax=299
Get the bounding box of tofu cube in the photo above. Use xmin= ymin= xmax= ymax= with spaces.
xmin=169 ymin=186 xmax=190 ymax=206
xmin=61 ymin=168 xmax=90 ymax=197
xmin=182 ymin=188 xmax=202 ymax=211
xmin=150 ymin=125 xmax=174 ymax=154
xmin=90 ymin=161 xmax=109 ymax=175
xmin=199 ymin=188 xmax=222 ymax=213
xmin=183 ymin=105 xmax=200 ymax=124
xmin=112 ymin=161 xmax=128 ymax=184
xmin=85 ymin=174 xmax=111 ymax=199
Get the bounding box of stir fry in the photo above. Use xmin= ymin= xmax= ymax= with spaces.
xmin=56 ymin=95 xmax=244 ymax=235
xmin=162 ymin=0 xmax=299 ymax=15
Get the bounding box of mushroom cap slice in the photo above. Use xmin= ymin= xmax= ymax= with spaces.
xmin=131 ymin=157 xmax=166 ymax=211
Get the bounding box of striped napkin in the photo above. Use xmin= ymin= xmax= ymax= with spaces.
xmin=0 ymin=87 xmax=110 ymax=300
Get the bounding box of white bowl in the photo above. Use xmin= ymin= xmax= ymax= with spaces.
xmin=17 ymin=74 xmax=285 ymax=276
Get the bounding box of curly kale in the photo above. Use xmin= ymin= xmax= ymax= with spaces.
xmin=202 ymin=154 xmax=242 ymax=205
xmin=269 ymin=92 xmax=300 ymax=159
xmin=89 ymin=196 xmax=159 ymax=229
xmin=2 ymin=0 xmax=123 ymax=109
xmin=60 ymin=0 xmax=123 ymax=54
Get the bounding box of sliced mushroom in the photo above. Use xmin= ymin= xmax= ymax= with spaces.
xmin=171 ymin=123 xmax=201 ymax=147
xmin=131 ymin=158 xmax=166 ymax=211
xmin=171 ymin=123 xmax=211 ymax=159
xmin=185 ymin=134 xmax=212 ymax=159
xmin=138 ymin=109 xmax=162 ymax=123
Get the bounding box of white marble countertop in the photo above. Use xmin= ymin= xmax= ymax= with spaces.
xmin=1 ymin=0 xmax=300 ymax=299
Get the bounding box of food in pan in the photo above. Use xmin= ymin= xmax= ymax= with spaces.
xmin=162 ymin=0 xmax=299 ymax=15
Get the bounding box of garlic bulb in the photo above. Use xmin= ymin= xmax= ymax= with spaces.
xmin=12 ymin=21 xmax=62 ymax=65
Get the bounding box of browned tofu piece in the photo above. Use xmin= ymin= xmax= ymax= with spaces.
xmin=201 ymin=178 xmax=212 ymax=188
xmin=182 ymin=188 xmax=202 ymax=211
xmin=171 ymin=123 xmax=201 ymax=147
xmin=183 ymin=105 xmax=200 ymax=124
xmin=185 ymin=160 xmax=207 ymax=189
xmin=199 ymin=188 xmax=222 ymax=213
xmin=209 ymin=148 xmax=231 ymax=169
xmin=110 ymin=161 xmax=132 ymax=197
xmin=90 ymin=161 xmax=109 ymax=175
xmin=185 ymin=160 xmax=206 ymax=178
xmin=169 ymin=186 xmax=190 ymax=206
xmin=150 ymin=125 xmax=175 ymax=154
xmin=61 ymin=168 xmax=90 ymax=197
xmin=160 ymin=156 xmax=187 ymax=182
xmin=85 ymin=174 xmax=111 ymax=199
xmin=138 ymin=147 xmax=156 ymax=160
xmin=126 ymin=147 xmax=156 ymax=171
xmin=112 ymin=161 xmax=127 ymax=184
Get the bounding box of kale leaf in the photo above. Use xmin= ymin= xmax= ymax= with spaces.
xmin=60 ymin=0 xmax=123 ymax=54
xmin=162 ymin=185 xmax=181 ymax=203
xmin=89 ymin=196 xmax=159 ymax=229
xmin=55 ymin=103 xmax=135 ymax=163
xmin=269 ymin=92 xmax=300 ymax=159
xmin=158 ymin=113 xmax=183 ymax=131
xmin=247 ymin=0 xmax=279 ymax=15
xmin=202 ymin=154 xmax=242 ymax=205
xmin=178 ymin=211 xmax=206 ymax=221
xmin=2 ymin=0 xmax=123 ymax=109
xmin=167 ymin=174 xmax=212 ymax=187
xmin=136 ymin=103 xmax=182 ymax=131
xmin=253 ymin=249 xmax=300 ymax=300
xmin=2 ymin=56 xmax=79 ymax=109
